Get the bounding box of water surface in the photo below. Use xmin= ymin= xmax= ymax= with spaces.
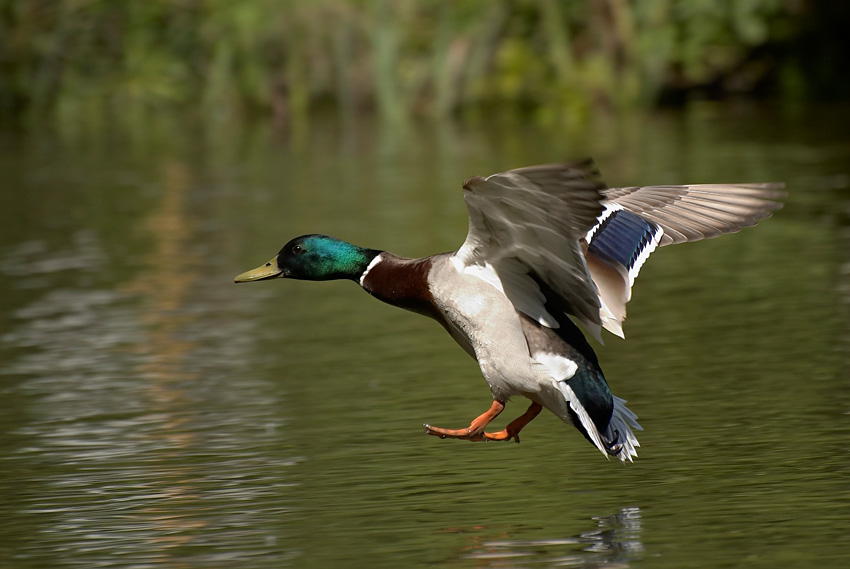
xmin=1 ymin=104 xmax=848 ymax=568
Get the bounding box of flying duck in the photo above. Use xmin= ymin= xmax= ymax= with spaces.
xmin=235 ymin=160 xmax=784 ymax=462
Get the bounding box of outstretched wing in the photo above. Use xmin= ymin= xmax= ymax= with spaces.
xmin=587 ymin=183 xmax=786 ymax=336
xmin=454 ymin=160 xmax=607 ymax=334
xmin=601 ymin=183 xmax=786 ymax=246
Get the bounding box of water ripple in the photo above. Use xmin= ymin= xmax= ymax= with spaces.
xmin=1 ymin=238 xmax=302 ymax=567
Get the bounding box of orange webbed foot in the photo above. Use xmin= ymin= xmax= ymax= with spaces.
xmin=424 ymin=399 xmax=504 ymax=442
xmin=423 ymin=423 xmax=486 ymax=441
xmin=424 ymin=401 xmax=542 ymax=444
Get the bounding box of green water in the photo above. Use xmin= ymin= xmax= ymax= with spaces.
xmin=1 ymin=104 xmax=848 ymax=568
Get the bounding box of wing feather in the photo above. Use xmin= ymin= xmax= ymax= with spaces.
xmin=602 ymin=183 xmax=785 ymax=246
xmin=453 ymin=161 xmax=784 ymax=340
xmin=455 ymin=161 xmax=606 ymax=332
xmin=586 ymin=181 xmax=785 ymax=336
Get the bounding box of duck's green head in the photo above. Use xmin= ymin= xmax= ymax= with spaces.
xmin=234 ymin=234 xmax=380 ymax=283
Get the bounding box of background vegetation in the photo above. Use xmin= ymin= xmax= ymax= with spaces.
xmin=1 ymin=0 xmax=847 ymax=125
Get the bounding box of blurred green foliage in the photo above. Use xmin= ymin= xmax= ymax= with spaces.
xmin=0 ymin=0 xmax=845 ymax=124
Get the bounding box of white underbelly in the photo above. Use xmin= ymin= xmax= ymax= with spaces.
xmin=428 ymin=258 xmax=540 ymax=401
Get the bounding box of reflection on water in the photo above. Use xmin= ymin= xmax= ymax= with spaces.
xmin=0 ymin=105 xmax=849 ymax=568
xmin=0 ymin=165 xmax=299 ymax=567
xmin=459 ymin=507 xmax=642 ymax=568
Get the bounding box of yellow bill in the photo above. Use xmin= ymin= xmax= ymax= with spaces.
xmin=234 ymin=257 xmax=283 ymax=283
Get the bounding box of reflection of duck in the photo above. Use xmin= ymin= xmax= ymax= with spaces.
xmin=236 ymin=160 xmax=783 ymax=461
xmin=456 ymin=506 xmax=644 ymax=566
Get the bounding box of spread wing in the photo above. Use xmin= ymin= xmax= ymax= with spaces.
xmin=601 ymin=184 xmax=786 ymax=246
xmin=453 ymin=159 xmax=785 ymax=341
xmin=454 ymin=160 xmax=607 ymax=335
xmin=587 ymin=183 xmax=786 ymax=336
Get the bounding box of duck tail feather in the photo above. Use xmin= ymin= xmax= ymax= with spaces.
xmin=604 ymin=396 xmax=642 ymax=463
xmin=554 ymin=381 xmax=610 ymax=458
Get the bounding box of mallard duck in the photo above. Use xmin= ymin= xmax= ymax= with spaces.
xmin=235 ymin=160 xmax=784 ymax=462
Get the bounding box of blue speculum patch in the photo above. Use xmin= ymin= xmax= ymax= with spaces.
xmin=588 ymin=210 xmax=659 ymax=270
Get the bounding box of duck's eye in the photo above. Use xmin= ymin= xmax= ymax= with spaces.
xmin=292 ymin=245 xmax=303 ymax=254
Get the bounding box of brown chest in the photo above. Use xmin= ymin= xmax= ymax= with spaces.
xmin=361 ymin=255 xmax=438 ymax=318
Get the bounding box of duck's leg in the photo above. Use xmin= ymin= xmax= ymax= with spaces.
xmin=482 ymin=402 xmax=542 ymax=443
xmin=424 ymin=400 xmax=505 ymax=441
xmin=424 ymin=401 xmax=543 ymax=443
